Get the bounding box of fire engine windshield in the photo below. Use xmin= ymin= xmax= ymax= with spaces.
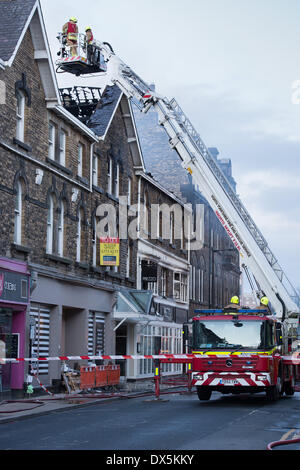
xmin=193 ymin=320 xmax=266 ymax=350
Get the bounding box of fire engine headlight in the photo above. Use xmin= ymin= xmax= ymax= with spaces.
xmin=256 ymin=374 xmax=267 ymax=381
xmin=194 ymin=374 xmax=204 ymax=380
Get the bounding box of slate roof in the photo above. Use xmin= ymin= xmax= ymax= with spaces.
xmin=87 ymin=84 xmax=122 ymax=137
xmin=0 ymin=0 xmax=37 ymax=62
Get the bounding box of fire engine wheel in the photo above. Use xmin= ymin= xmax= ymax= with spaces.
xmin=284 ymin=375 xmax=295 ymax=397
xmin=197 ymin=386 xmax=212 ymax=401
xmin=266 ymin=376 xmax=283 ymax=402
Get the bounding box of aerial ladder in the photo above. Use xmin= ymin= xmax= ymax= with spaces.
xmin=56 ymin=37 xmax=300 ymax=346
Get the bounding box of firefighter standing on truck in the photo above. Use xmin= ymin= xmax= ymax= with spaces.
xmin=62 ymin=17 xmax=78 ymax=56
xmin=224 ymin=296 xmax=240 ymax=310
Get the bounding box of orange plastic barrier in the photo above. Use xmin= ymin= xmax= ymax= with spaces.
xmin=107 ymin=365 xmax=120 ymax=386
xmin=95 ymin=365 xmax=107 ymax=387
xmin=80 ymin=366 xmax=96 ymax=390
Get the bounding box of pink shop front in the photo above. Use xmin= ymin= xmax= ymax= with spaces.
xmin=0 ymin=258 xmax=30 ymax=396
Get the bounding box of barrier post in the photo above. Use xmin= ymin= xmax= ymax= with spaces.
xmin=187 ymin=362 xmax=192 ymax=393
xmin=154 ymin=360 xmax=160 ymax=399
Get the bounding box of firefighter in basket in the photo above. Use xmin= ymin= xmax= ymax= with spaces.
xmin=62 ymin=17 xmax=79 ymax=56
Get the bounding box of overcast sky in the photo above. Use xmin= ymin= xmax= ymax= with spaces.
xmin=40 ymin=0 xmax=300 ymax=291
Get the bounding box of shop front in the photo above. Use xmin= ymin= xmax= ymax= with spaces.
xmin=113 ymin=289 xmax=184 ymax=381
xmin=0 ymin=258 xmax=30 ymax=396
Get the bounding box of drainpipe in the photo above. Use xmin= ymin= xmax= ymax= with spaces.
xmin=90 ymin=142 xmax=95 ymax=192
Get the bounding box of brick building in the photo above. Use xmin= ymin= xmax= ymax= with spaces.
xmin=0 ymin=0 xmax=190 ymax=395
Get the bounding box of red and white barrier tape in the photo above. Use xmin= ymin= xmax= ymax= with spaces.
xmin=2 ymin=353 xmax=300 ymax=363
xmin=31 ymin=371 xmax=54 ymax=396
xmin=2 ymin=354 xmax=194 ymax=363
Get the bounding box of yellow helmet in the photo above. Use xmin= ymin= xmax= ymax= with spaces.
xmin=70 ymin=17 xmax=77 ymax=22
xmin=230 ymin=296 xmax=239 ymax=305
xmin=260 ymin=296 xmax=269 ymax=306
xmin=85 ymin=26 xmax=92 ymax=32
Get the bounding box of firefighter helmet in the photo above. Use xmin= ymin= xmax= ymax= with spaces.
xmin=230 ymin=296 xmax=239 ymax=305
xmin=260 ymin=296 xmax=269 ymax=306
xmin=85 ymin=26 xmax=92 ymax=31
xmin=70 ymin=17 xmax=77 ymax=22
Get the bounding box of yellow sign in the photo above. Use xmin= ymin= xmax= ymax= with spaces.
xmin=100 ymin=237 xmax=120 ymax=266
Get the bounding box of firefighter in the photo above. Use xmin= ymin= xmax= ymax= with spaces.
xmin=62 ymin=17 xmax=78 ymax=56
xmin=258 ymin=296 xmax=270 ymax=312
xmin=84 ymin=26 xmax=95 ymax=64
xmin=224 ymin=296 xmax=240 ymax=310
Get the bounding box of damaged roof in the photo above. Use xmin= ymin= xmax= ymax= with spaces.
xmin=0 ymin=0 xmax=37 ymax=62
xmin=87 ymin=84 xmax=122 ymax=138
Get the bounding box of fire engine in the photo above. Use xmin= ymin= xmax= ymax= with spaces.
xmin=190 ymin=308 xmax=298 ymax=401
xmin=56 ymin=29 xmax=300 ymax=401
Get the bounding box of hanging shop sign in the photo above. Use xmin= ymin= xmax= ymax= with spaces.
xmin=141 ymin=261 xmax=157 ymax=283
xmin=100 ymin=237 xmax=120 ymax=266
xmin=0 ymin=270 xmax=29 ymax=303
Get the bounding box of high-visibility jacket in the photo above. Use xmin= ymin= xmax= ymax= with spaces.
xmin=67 ymin=22 xmax=77 ymax=41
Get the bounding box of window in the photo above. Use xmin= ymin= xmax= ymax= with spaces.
xmin=57 ymin=201 xmax=65 ymax=257
xmin=199 ymin=269 xmax=204 ymax=303
xmin=16 ymin=92 xmax=25 ymax=141
xmin=78 ymin=143 xmax=83 ymax=177
xmin=92 ymin=154 xmax=98 ymax=186
xmin=48 ymin=123 xmax=55 ymax=160
xmin=126 ymin=244 xmax=131 ymax=278
xmin=14 ymin=180 xmax=23 ymax=245
xmin=59 ymin=130 xmax=66 ymax=166
xmin=107 ymin=157 xmax=112 ymax=194
xmin=128 ymin=177 xmax=132 ymax=206
xmin=170 ymin=212 xmax=174 ymax=244
xmin=161 ymin=268 xmax=167 ymax=297
xmin=113 ymin=163 xmax=119 ymax=198
xmin=76 ymin=208 xmax=85 ymax=262
xmin=174 ymin=272 xmax=188 ymax=302
xmin=139 ymin=325 xmax=182 ymax=376
xmin=46 ymin=195 xmax=54 ymax=254
xmin=92 ymin=217 xmax=97 ymax=267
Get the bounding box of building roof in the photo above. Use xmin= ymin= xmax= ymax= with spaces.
xmin=87 ymin=85 xmax=123 ymax=137
xmin=0 ymin=0 xmax=37 ymax=62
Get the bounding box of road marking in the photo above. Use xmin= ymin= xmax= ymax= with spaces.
xmin=280 ymin=429 xmax=296 ymax=441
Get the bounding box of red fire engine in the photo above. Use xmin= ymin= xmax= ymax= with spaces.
xmin=190 ymin=308 xmax=298 ymax=401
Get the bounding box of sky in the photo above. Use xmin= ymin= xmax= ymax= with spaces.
xmin=40 ymin=0 xmax=300 ymax=292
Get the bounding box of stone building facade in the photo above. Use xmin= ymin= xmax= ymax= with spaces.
xmin=0 ymin=0 xmax=190 ymax=395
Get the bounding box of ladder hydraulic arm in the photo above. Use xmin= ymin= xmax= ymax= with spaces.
xmin=99 ymin=42 xmax=300 ymax=320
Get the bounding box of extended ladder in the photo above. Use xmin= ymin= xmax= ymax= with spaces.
xmin=99 ymin=43 xmax=300 ymax=319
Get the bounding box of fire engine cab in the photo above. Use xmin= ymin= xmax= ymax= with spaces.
xmin=191 ymin=308 xmax=297 ymax=401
